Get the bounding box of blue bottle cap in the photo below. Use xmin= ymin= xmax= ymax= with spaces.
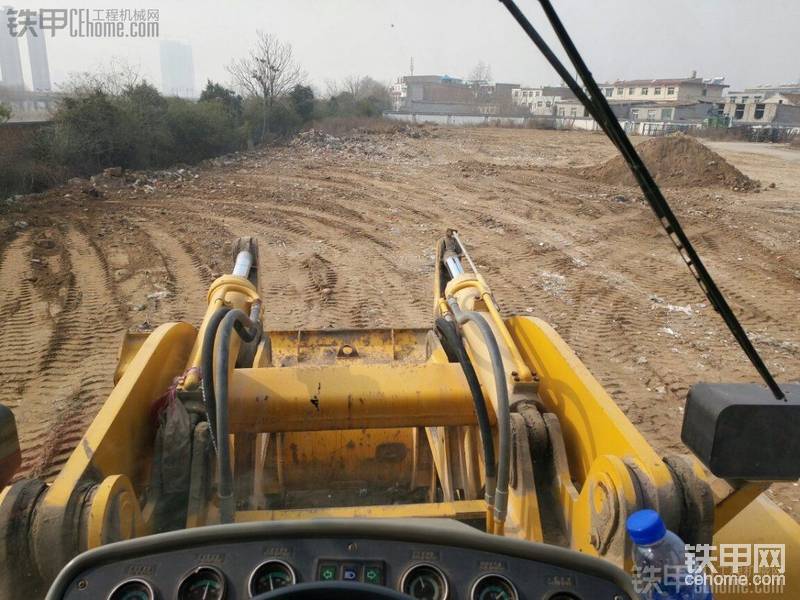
xmin=626 ymin=509 xmax=667 ymax=545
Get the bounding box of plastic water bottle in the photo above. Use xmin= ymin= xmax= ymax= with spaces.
xmin=626 ymin=509 xmax=713 ymax=600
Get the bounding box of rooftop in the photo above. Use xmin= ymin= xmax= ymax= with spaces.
xmin=601 ymin=77 xmax=727 ymax=88
xmin=626 ymin=100 xmax=719 ymax=108
xmin=745 ymin=82 xmax=800 ymax=90
xmin=777 ymin=93 xmax=800 ymax=104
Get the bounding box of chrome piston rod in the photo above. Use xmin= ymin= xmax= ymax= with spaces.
xmin=233 ymin=250 xmax=254 ymax=277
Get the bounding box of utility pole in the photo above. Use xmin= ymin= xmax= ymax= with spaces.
xmin=410 ymin=57 xmax=414 ymax=76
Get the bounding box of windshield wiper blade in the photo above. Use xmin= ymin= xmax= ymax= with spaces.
xmin=497 ymin=0 xmax=785 ymax=401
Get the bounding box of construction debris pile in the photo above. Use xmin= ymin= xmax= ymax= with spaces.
xmin=290 ymin=129 xmax=391 ymax=158
xmin=55 ymin=165 xmax=205 ymax=200
xmin=290 ymin=126 xmax=433 ymax=160
xmin=581 ymin=134 xmax=759 ymax=191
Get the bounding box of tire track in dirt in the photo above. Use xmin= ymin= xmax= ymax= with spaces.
xmin=15 ymin=226 xmax=124 ymax=480
xmin=0 ymin=234 xmax=55 ymax=408
xmin=300 ymin=253 xmax=340 ymax=328
xmin=145 ymin=223 xmax=210 ymax=324
xmin=218 ymin=199 xmax=427 ymax=330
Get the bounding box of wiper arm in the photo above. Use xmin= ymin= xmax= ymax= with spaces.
xmin=497 ymin=0 xmax=785 ymax=401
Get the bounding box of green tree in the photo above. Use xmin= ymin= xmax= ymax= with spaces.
xmin=199 ymin=80 xmax=243 ymax=122
xmin=52 ymin=89 xmax=132 ymax=174
xmin=0 ymin=103 xmax=11 ymax=124
xmin=120 ymin=82 xmax=172 ymax=166
xmin=289 ymin=84 xmax=314 ymax=122
xmin=165 ymin=98 xmax=242 ymax=164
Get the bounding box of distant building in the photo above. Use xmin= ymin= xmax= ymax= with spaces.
xmin=554 ymin=99 xmax=588 ymax=118
xmin=475 ymin=81 xmax=519 ymax=115
xmin=390 ymin=79 xmax=407 ymax=111
xmin=160 ymin=40 xmax=195 ymax=98
xmin=555 ymin=97 xmax=722 ymax=124
xmin=0 ymin=6 xmax=25 ymax=89
xmin=392 ymin=74 xmax=521 ymax=116
xmin=528 ymin=73 xmax=727 ymax=123
xmin=629 ymin=101 xmax=720 ymax=122
xmin=26 ymin=29 xmax=51 ymax=92
xmin=512 ymin=86 xmax=574 ymax=115
xmin=727 ymin=82 xmax=800 ymax=102
xmin=0 ymin=5 xmax=54 ymax=121
xmin=723 ymin=90 xmax=800 ymax=126
xmin=397 ymin=75 xmax=478 ymax=115
xmin=0 ymin=87 xmax=59 ymax=121
xmin=597 ymin=73 xmax=728 ymax=104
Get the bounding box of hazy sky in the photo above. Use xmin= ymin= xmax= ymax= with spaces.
xmin=7 ymin=0 xmax=800 ymax=94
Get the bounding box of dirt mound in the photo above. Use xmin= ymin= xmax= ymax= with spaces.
xmin=582 ymin=134 xmax=758 ymax=190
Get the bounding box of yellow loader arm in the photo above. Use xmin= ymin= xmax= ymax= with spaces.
xmin=1 ymin=232 xmax=798 ymax=599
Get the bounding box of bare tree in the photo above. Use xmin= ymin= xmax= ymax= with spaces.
xmin=468 ymin=61 xmax=493 ymax=83
xmin=228 ymin=31 xmax=303 ymax=140
xmin=59 ymin=57 xmax=142 ymax=96
xmin=342 ymin=75 xmax=363 ymax=99
xmin=323 ymin=79 xmax=340 ymax=98
xmin=338 ymin=75 xmax=389 ymax=102
xmin=358 ymin=76 xmax=390 ymax=102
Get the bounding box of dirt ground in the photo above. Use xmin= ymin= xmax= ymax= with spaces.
xmin=1 ymin=126 xmax=798 ymax=519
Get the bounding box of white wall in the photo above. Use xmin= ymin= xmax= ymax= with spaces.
xmin=384 ymin=112 xmax=708 ymax=136
xmin=384 ymin=112 xmax=527 ymax=126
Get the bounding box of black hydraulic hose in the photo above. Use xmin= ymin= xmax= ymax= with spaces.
xmin=435 ymin=317 xmax=497 ymax=508
xmin=497 ymin=0 xmax=785 ymax=401
xmin=200 ymin=305 xmax=232 ymax=449
xmin=447 ymin=299 xmax=511 ymax=529
xmin=213 ymin=308 xmax=260 ymax=524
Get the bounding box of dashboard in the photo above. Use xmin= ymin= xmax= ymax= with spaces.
xmin=46 ymin=519 xmax=634 ymax=600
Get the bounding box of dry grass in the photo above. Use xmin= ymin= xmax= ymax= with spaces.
xmin=308 ymin=116 xmax=413 ymax=137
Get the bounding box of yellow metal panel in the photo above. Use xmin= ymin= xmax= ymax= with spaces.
xmin=113 ymin=332 xmax=149 ymax=385
xmin=506 ymin=316 xmax=672 ymax=487
xmin=713 ymin=495 xmax=800 ymax=599
xmin=235 ymin=499 xmax=487 ymax=522
xmin=227 ymin=363 xmax=483 ymax=432
xmin=277 ymin=428 xmax=415 ymax=489
xmin=86 ymin=474 xmax=145 ymax=547
xmin=266 ymin=328 xmax=431 ymax=366
xmin=713 ymin=481 xmax=771 ymax=531
xmin=39 ymin=322 xmax=197 ymax=509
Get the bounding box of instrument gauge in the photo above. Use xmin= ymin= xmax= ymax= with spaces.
xmin=470 ymin=574 xmax=518 ymax=600
xmin=400 ymin=563 xmax=449 ymax=600
xmin=249 ymin=559 xmax=297 ymax=596
xmin=107 ymin=578 xmax=155 ymax=600
xmin=177 ymin=566 xmax=226 ymax=600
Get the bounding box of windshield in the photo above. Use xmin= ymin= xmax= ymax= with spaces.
xmin=1 ymin=2 xmax=799 ymax=600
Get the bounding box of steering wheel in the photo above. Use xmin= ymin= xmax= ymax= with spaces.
xmin=252 ymin=581 xmax=413 ymax=599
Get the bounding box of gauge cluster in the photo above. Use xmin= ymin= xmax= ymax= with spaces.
xmin=51 ymin=521 xmax=631 ymax=600
xmin=105 ymin=558 xmax=527 ymax=600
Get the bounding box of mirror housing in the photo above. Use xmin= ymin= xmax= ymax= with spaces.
xmin=682 ymin=383 xmax=800 ymax=480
